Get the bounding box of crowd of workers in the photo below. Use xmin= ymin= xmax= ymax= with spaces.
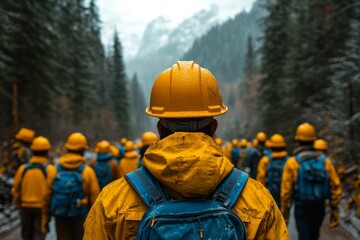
xmin=0 ymin=61 xmax=359 ymax=240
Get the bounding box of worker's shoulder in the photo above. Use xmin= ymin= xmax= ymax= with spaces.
xmin=96 ymin=176 xmax=147 ymax=217
xmin=234 ymin=177 xmax=276 ymax=218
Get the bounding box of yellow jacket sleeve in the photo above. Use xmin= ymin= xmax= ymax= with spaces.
xmin=325 ymin=159 xmax=342 ymax=207
xmin=11 ymin=165 xmax=25 ymax=204
xmin=280 ymin=157 xmax=297 ymax=208
xmin=256 ymin=156 xmax=269 ymax=186
xmin=83 ymin=166 xmax=100 ymax=207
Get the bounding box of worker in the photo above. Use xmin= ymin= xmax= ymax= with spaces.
xmin=138 ymin=131 xmax=159 ymax=167
xmin=281 ymin=123 xmax=342 ymax=240
xmin=11 ymin=128 xmax=35 ymax=172
xmin=117 ymin=137 xmax=127 ymax=162
xmin=244 ymin=132 xmax=270 ymax=178
xmin=89 ymin=140 xmax=119 ymax=190
xmin=118 ymin=141 xmax=140 ymax=178
xmin=12 ymin=136 xmax=55 ymax=240
xmin=235 ymin=139 xmax=248 ymax=169
xmin=256 ymin=134 xmax=288 ymax=208
xmin=230 ymin=139 xmax=240 ymax=165
xmin=84 ymin=61 xmax=288 ymax=239
xmin=42 ymin=132 xmax=100 ymax=240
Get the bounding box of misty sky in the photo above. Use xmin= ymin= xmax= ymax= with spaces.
xmin=97 ymin=0 xmax=256 ymax=57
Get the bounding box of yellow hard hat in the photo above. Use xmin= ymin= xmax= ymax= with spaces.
xmin=231 ymin=139 xmax=239 ymax=146
xmin=294 ymin=123 xmax=316 ymax=141
xmin=239 ymin=139 xmax=248 ymax=148
xmin=109 ymin=145 xmax=120 ymax=158
xmin=146 ymin=61 xmax=228 ymax=118
xmin=135 ymin=141 xmax=143 ymax=149
xmin=95 ymin=140 xmax=111 ymax=154
xmin=252 ymin=139 xmax=258 ymax=147
xmin=215 ymin=138 xmax=223 ymax=146
xmin=15 ymin=128 xmax=35 ymax=143
xmin=269 ymin=134 xmax=286 ymax=148
xmin=256 ymin=132 xmax=267 ymax=142
xmin=125 ymin=141 xmax=135 ymax=152
xmin=314 ymin=139 xmax=328 ymax=151
xmin=119 ymin=138 xmax=127 ymax=145
xmin=141 ymin=131 xmax=159 ymax=145
xmin=65 ymin=132 xmax=88 ymax=150
xmin=31 ymin=136 xmax=51 ymax=151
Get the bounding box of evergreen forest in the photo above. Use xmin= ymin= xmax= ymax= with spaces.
xmin=0 ymin=0 xmax=359 ymax=163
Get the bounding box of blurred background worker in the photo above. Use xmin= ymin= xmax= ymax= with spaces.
xmin=138 ymin=131 xmax=158 ymax=167
xmin=12 ymin=136 xmax=55 ymax=240
xmin=42 ymin=132 xmax=99 ymax=240
xmin=11 ymin=128 xmax=36 ymax=173
xmin=244 ymin=131 xmax=270 ymax=178
xmin=256 ymin=133 xmax=288 ymax=208
xmin=89 ymin=140 xmax=119 ymax=190
xmin=118 ymin=141 xmax=139 ymax=178
xmin=314 ymin=139 xmax=329 ymax=157
xmin=281 ymin=123 xmax=342 ymax=240
xmin=84 ymin=61 xmax=288 ymax=240
xmin=235 ymin=139 xmax=248 ymax=170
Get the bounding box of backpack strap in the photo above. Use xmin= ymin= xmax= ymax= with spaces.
xmin=125 ymin=167 xmax=167 ymax=207
xmin=22 ymin=163 xmax=47 ymax=178
xmin=212 ymin=168 xmax=249 ymax=208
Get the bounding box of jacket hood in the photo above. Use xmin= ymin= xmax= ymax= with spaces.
xmin=59 ymin=153 xmax=86 ymax=169
xmin=271 ymin=151 xmax=288 ymax=159
xmin=29 ymin=156 xmax=48 ymax=165
xmin=142 ymin=132 xmax=234 ymax=199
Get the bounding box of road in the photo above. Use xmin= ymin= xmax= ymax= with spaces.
xmin=1 ymin=210 xmax=356 ymax=240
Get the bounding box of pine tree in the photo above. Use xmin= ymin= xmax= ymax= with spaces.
xmin=331 ymin=18 xmax=360 ymax=160
xmin=0 ymin=0 xmax=58 ymax=134
xmin=244 ymin=35 xmax=256 ymax=79
xmin=259 ymin=0 xmax=292 ymax=134
xmin=110 ymin=31 xmax=131 ymax=137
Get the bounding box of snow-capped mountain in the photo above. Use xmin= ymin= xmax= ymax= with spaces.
xmin=126 ymin=5 xmax=222 ymax=98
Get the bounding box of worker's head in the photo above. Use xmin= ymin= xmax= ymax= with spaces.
xmin=31 ymin=136 xmax=51 ymax=157
xmin=64 ymin=132 xmax=88 ymax=155
xmin=146 ymin=61 xmax=228 ymax=139
xmin=15 ymin=127 xmax=35 ymax=145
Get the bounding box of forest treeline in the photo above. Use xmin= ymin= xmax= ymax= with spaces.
xmin=184 ymin=0 xmax=360 ymax=163
xmin=0 ymin=0 xmax=150 ymax=144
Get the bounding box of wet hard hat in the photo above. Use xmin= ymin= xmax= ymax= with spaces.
xmin=239 ymin=139 xmax=248 ymax=148
xmin=256 ymin=132 xmax=267 ymax=142
xmin=119 ymin=138 xmax=127 ymax=145
xmin=314 ymin=139 xmax=328 ymax=151
xmin=231 ymin=139 xmax=239 ymax=146
xmin=15 ymin=128 xmax=35 ymax=143
xmin=141 ymin=131 xmax=159 ymax=145
xmin=294 ymin=123 xmax=316 ymax=141
xmin=146 ymin=61 xmax=228 ymax=118
xmin=269 ymin=134 xmax=286 ymax=148
xmin=125 ymin=141 xmax=135 ymax=152
xmin=31 ymin=136 xmax=51 ymax=151
xmin=252 ymin=139 xmax=258 ymax=147
xmin=65 ymin=132 xmax=88 ymax=150
xmin=95 ymin=140 xmax=111 ymax=154
xmin=109 ymin=145 xmax=120 ymax=158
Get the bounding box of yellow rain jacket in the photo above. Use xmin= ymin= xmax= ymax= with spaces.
xmin=256 ymin=151 xmax=288 ymax=186
xmin=12 ymin=156 xmax=56 ymax=208
xmin=281 ymin=147 xmax=342 ymax=210
xmin=42 ymin=153 xmax=100 ymax=226
xmin=118 ymin=150 xmax=139 ymax=178
xmin=84 ymin=132 xmax=289 ymax=240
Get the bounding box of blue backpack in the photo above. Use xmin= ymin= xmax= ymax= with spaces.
xmin=294 ymin=155 xmax=330 ymax=203
xmin=266 ymin=156 xmax=288 ymax=207
xmin=125 ymin=167 xmax=249 ymax=240
xmin=94 ymin=160 xmax=112 ymax=190
xmin=50 ymin=165 xmax=87 ymax=218
xmin=22 ymin=163 xmax=47 ymax=178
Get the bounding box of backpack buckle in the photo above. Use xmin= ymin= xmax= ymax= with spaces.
xmin=213 ymin=192 xmax=230 ymax=206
